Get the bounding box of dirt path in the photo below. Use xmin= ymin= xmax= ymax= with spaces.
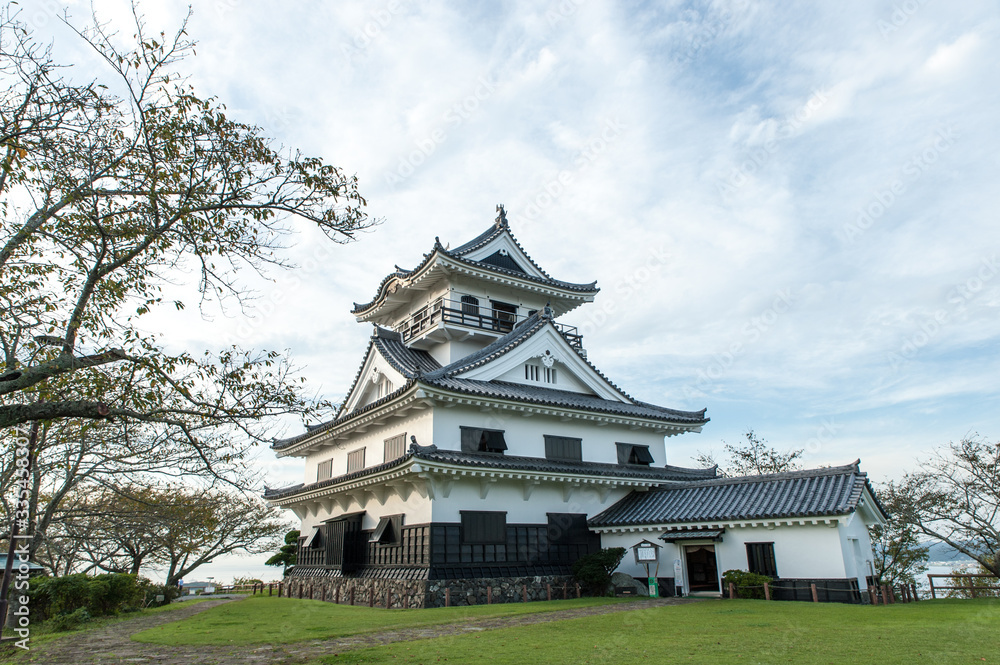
xmin=18 ymin=596 xmax=696 ymax=665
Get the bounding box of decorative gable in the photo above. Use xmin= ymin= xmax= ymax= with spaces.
xmin=339 ymin=344 xmax=409 ymax=416
xmin=453 ymin=323 xmax=631 ymax=403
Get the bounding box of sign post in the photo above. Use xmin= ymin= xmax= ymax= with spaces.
xmin=632 ymin=540 xmax=662 ymax=598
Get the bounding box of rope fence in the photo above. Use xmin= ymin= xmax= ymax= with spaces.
xmin=724 ymin=581 xmax=920 ymax=605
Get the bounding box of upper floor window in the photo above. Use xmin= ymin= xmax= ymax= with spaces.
xmin=376 ymin=376 xmax=393 ymax=399
xmin=460 ymin=427 xmax=508 ymax=454
xmin=460 ymin=295 xmax=480 ymax=316
xmin=491 ymin=300 xmax=518 ymax=332
xmin=317 ymin=459 xmax=333 ymax=481
xmin=616 ymin=443 xmax=654 ymax=466
xmin=544 ymin=435 xmax=582 ymax=462
xmin=347 ymin=447 xmax=366 ymax=472
xmin=384 ymin=433 xmax=407 ymax=461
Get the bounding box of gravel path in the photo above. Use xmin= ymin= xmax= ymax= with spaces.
xmin=14 ymin=596 xmax=696 ymax=665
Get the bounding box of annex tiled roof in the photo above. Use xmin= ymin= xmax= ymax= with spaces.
xmin=263 ymin=448 xmax=718 ymax=501
xmin=351 ymin=218 xmax=598 ymax=316
xmin=588 ymin=462 xmax=885 ymax=527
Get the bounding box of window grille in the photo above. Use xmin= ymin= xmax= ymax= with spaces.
xmin=460 ymin=511 xmax=507 ymax=544
xmin=317 ymin=459 xmax=333 ymax=481
xmin=384 ymin=433 xmax=407 ymax=461
xmin=347 ymin=448 xmax=366 ymax=472
xmin=746 ymin=542 xmax=778 ymax=577
xmin=544 ymin=435 xmax=582 ymax=461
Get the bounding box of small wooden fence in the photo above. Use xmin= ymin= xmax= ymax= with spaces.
xmin=927 ymin=573 xmax=1000 ymax=599
xmin=725 ymin=581 xmax=919 ymax=605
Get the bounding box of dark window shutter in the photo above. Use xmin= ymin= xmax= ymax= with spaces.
xmin=547 ymin=513 xmax=590 ymax=545
xmin=616 ymin=443 xmax=653 ymax=465
xmin=461 ymin=511 xmax=507 ymax=544
xmin=544 ymin=436 xmax=583 ymax=461
xmin=461 ymin=427 xmax=507 ymax=453
xmin=746 ymin=542 xmax=778 ymax=577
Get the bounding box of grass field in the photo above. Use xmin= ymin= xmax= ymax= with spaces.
xmin=0 ymin=597 xmax=217 ymax=663
xmin=132 ymin=595 xmax=630 ymax=645
xmin=302 ymin=598 xmax=1000 ymax=665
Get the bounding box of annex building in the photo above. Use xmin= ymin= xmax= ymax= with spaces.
xmin=265 ymin=207 xmax=887 ymax=607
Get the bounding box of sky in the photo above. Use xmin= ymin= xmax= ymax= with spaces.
xmin=24 ymin=0 xmax=1000 ymax=582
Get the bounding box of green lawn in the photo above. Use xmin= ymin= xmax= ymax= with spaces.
xmin=132 ymin=595 xmax=631 ymax=645
xmin=306 ymin=598 xmax=1000 ymax=665
xmin=0 ymin=597 xmax=217 ymax=663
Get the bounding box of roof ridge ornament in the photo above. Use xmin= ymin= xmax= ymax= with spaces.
xmin=495 ymin=203 xmax=508 ymax=229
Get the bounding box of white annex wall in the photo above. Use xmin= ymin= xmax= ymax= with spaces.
xmin=602 ymin=523 xmax=856 ymax=586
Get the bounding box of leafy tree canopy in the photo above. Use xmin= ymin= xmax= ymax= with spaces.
xmin=0 ymin=5 xmax=374 ymax=451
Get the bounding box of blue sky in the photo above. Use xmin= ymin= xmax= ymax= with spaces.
xmin=30 ymin=0 xmax=1000 ymax=580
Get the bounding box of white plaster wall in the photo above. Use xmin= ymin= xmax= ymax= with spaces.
xmin=431 ymin=405 xmax=667 ymax=463
xmin=303 ymin=410 xmax=432 ymax=483
xmin=602 ymin=523 xmax=851 ymax=585
xmin=428 ymin=479 xmax=634 ymax=524
xmin=838 ymin=514 xmax=877 ymax=589
xmin=448 ymin=276 xmax=551 ymax=316
xmin=495 ymin=361 xmax=594 ymax=395
xmin=297 ymin=490 xmax=433 ymax=535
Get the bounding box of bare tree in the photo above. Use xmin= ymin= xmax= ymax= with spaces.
xmin=898 ymin=436 xmax=1000 ymax=578
xmin=695 ymin=429 xmax=804 ymax=477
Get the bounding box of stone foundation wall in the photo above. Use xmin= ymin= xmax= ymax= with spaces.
xmin=281 ymin=573 xmax=580 ymax=609
xmin=425 ymin=575 xmax=578 ymax=608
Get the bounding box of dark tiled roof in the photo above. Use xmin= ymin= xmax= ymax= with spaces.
xmin=588 ymin=462 xmax=883 ymax=527
xmin=418 ymin=449 xmax=719 ymax=481
xmin=351 ymin=221 xmax=598 ymax=316
xmin=264 ymin=448 xmax=717 ymax=501
xmin=660 ymin=529 xmax=725 ymax=541
xmin=272 ymin=312 xmax=708 ymax=452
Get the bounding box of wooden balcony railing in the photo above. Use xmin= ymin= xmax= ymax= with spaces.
xmin=396 ymin=295 xmax=582 ymax=349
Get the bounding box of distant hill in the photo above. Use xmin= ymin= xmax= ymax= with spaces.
xmin=924 ymin=541 xmax=973 ymax=562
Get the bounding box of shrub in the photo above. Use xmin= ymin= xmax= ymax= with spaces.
xmin=48 ymin=607 xmax=92 ymax=632
xmin=138 ymin=577 xmax=181 ymax=608
xmin=29 ymin=573 xmax=146 ymax=621
xmin=721 ymin=569 xmax=773 ymax=599
xmin=572 ymin=547 xmax=626 ymax=596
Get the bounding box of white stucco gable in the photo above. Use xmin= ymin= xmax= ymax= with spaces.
xmin=452 ymin=322 xmax=631 ymax=403
xmin=339 ymin=343 xmax=409 ymax=415
xmin=457 ymin=230 xmax=550 ymax=280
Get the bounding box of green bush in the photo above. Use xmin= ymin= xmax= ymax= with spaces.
xmin=29 ymin=573 xmax=146 ymax=621
xmin=48 ymin=607 xmax=92 ymax=632
xmin=721 ymin=569 xmax=773 ymax=599
xmin=572 ymin=547 xmax=626 ymax=596
xmin=138 ymin=577 xmax=180 ymax=608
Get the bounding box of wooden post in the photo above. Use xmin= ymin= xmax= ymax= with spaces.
xmin=335 ymin=586 xmax=341 ymax=604
xmin=763 ymin=582 xmax=771 ymax=601
xmin=888 ymin=586 xmax=896 ymax=604
xmin=969 ymin=576 xmax=977 ymax=599
xmin=563 ymin=582 xmax=568 ymax=600
xmin=912 ymin=583 xmax=920 ymax=601
xmin=929 ymin=577 xmax=936 ymax=600
xmin=547 ymin=583 xmax=552 ymax=601
xmin=445 ymin=587 xmax=450 ymax=607
xmin=269 ymin=583 xmax=273 ymax=597
xmin=523 ymin=584 xmax=528 ymax=603
xmin=576 ymin=583 xmax=581 ymax=598
xmin=403 ymin=593 xmax=409 ymax=610
xmin=297 ymin=584 xmax=303 ymax=599
xmin=728 ymin=582 xmax=736 ymax=599
xmin=487 ymin=586 xmax=492 ymax=605
xmin=810 ymin=584 xmax=818 ymax=603
xmin=880 ymin=585 xmax=889 ymax=605
xmin=369 ymin=586 xmax=375 ymax=607
xmin=386 ymin=589 xmax=392 ymax=609
xmin=349 ymin=587 xmax=355 ymax=606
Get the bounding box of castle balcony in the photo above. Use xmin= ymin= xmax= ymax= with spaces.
xmin=396 ymin=293 xmax=583 ymax=350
